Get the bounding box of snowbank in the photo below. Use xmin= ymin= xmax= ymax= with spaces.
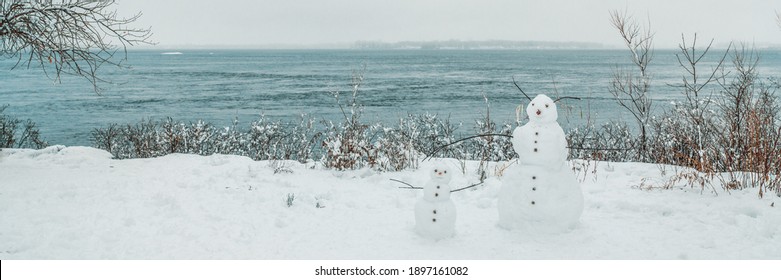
xmin=0 ymin=147 xmax=779 ymax=259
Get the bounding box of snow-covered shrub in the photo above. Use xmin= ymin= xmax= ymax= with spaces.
xmin=93 ymin=116 xmax=323 ymax=162
xmin=181 ymin=120 xmax=216 ymax=156
xmin=91 ymin=123 xmax=123 ymax=156
xmin=212 ymin=118 xmax=246 ymax=157
xmin=372 ymin=113 xmax=460 ymax=171
xmin=707 ymin=48 xmax=781 ymax=196
xmin=245 ymin=116 xmax=284 ymax=160
xmin=127 ymin=119 xmax=168 ymax=158
xmin=404 ymin=113 xmax=462 ymax=159
xmin=568 ymin=42 xmax=779 ymax=196
xmin=282 ymin=115 xmax=322 ymax=163
xmin=319 ymin=66 xmax=386 ymax=170
xmin=0 ymin=105 xmax=48 ymax=149
xmin=471 ymin=114 xmax=514 ymax=180
xmin=372 ymin=123 xmax=419 ymax=172
xmin=320 ymin=119 xmax=377 ymax=170
xmin=244 ymin=114 xmax=321 ymax=162
xmin=567 ymin=121 xmax=637 ymax=162
xmin=472 ymin=117 xmax=514 ymax=161
xmin=160 ymin=117 xmax=187 ymax=154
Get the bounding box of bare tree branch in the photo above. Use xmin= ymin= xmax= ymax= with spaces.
xmin=1 ymin=0 xmax=154 ymax=93
xmin=609 ymin=9 xmax=654 ymax=157
xmin=777 ymin=10 xmax=781 ymax=29
xmin=670 ymin=33 xmax=731 ymax=172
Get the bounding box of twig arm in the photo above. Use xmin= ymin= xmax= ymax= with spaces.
xmin=391 ymin=178 xmax=422 ymax=189
xmin=512 ymin=76 xmax=532 ymax=101
xmin=450 ymin=182 xmax=484 ymax=193
xmin=423 ymin=133 xmax=512 ymax=161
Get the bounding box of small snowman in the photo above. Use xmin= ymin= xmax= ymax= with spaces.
xmin=498 ymin=94 xmax=584 ymax=232
xmin=414 ymin=164 xmax=457 ymax=240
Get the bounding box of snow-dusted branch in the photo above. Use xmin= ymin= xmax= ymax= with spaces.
xmin=608 ymin=9 xmax=656 ymax=158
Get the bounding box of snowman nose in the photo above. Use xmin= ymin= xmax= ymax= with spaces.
xmin=536 ymin=109 xmax=541 ymax=115
xmin=438 ymin=172 xmax=443 ymax=175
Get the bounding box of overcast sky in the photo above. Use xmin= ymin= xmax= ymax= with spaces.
xmin=118 ymin=0 xmax=781 ymax=49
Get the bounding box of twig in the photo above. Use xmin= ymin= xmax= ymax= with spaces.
xmin=553 ymin=96 xmax=583 ymax=103
xmin=392 ymin=178 xmax=484 ymax=193
xmin=512 ymin=76 xmax=532 ymax=101
xmin=423 ymin=133 xmax=512 ymax=161
xmin=390 ymin=178 xmax=422 ymax=189
xmin=571 ymin=146 xmax=634 ymax=151
xmin=450 ymin=181 xmax=484 ymax=193
xmin=423 ymin=132 xmax=635 ymax=161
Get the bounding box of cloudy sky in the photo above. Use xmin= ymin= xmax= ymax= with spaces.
xmin=118 ymin=0 xmax=781 ymax=48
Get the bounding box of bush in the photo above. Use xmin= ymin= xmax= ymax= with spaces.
xmin=0 ymin=105 xmax=48 ymax=149
xmin=567 ymin=121 xmax=637 ymax=162
xmin=573 ymin=43 xmax=780 ymax=197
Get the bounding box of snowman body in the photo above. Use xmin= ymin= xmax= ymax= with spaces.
xmin=498 ymin=94 xmax=584 ymax=232
xmin=414 ymin=166 xmax=457 ymax=240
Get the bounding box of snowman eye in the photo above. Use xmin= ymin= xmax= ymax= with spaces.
xmin=545 ymin=104 xmax=549 ymax=108
xmin=434 ymin=169 xmax=438 ymax=173
xmin=444 ymin=170 xmax=447 ymax=174
xmin=532 ymin=103 xmax=535 ymax=106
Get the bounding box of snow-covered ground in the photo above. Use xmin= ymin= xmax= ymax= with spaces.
xmin=1 ymin=146 xmax=779 ymax=259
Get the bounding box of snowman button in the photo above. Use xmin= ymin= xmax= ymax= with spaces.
xmin=433 ymin=210 xmax=437 ymax=214
xmin=533 ymin=187 xmax=536 ymax=191
xmin=534 ymin=140 xmax=538 ymax=144
xmin=435 ymin=193 xmax=439 ymax=197
xmin=436 ymin=185 xmax=440 ymax=189
xmin=535 ymin=132 xmax=539 ymax=136
xmin=433 ymin=218 xmax=437 ymax=222
xmin=534 ymin=148 xmax=538 ymax=152
xmin=532 ymin=176 xmax=536 ymax=180
xmin=531 ymin=201 xmax=536 ymax=205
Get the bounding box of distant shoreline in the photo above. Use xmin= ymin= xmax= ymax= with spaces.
xmin=124 ymin=39 xmax=781 ymax=51
xmin=125 ymin=40 xmax=609 ymax=50
xmin=124 ymin=47 xmax=764 ymax=52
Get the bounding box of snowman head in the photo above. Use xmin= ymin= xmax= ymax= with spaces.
xmin=430 ymin=164 xmax=452 ymax=182
xmin=526 ymin=94 xmax=558 ymax=124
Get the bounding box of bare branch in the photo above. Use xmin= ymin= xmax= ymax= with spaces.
xmin=609 ymin=9 xmax=654 ymax=157
xmin=423 ymin=133 xmax=511 ymax=161
xmin=450 ymin=181 xmax=484 ymax=193
xmin=390 ymin=179 xmax=422 ymax=189
xmin=511 ymin=76 xmax=532 ymax=101
xmin=553 ymin=96 xmax=582 ymax=103
xmin=777 ymin=10 xmax=781 ymax=29
xmin=1 ymin=0 xmax=154 ymax=93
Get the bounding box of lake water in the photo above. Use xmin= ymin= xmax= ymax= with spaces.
xmin=2 ymin=49 xmax=780 ymax=146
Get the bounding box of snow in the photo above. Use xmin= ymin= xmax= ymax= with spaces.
xmin=1 ymin=146 xmax=779 ymax=259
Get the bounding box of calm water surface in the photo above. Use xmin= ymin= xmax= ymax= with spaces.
xmin=2 ymin=49 xmax=779 ymax=146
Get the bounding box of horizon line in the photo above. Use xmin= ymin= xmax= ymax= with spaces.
xmin=127 ymin=39 xmax=774 ymax=51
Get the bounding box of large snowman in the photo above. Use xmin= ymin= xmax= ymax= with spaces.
xmin=415 ymin=164 xmax=457 ymax=240
xmin=497 ymin=94 xmax=583 ymax=232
